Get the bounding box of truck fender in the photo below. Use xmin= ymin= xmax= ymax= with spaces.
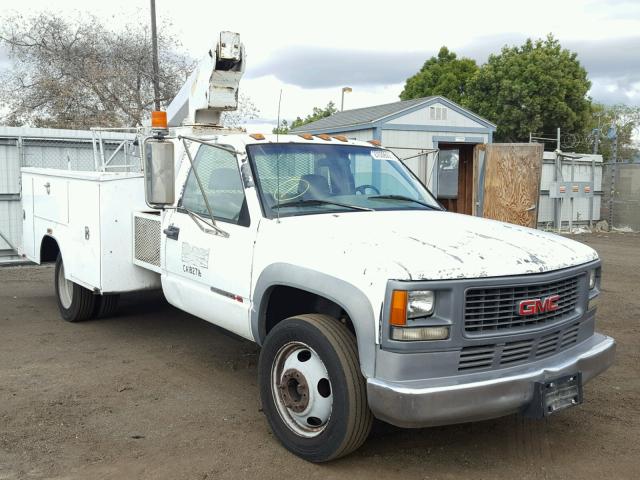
xmin=251 ymin=263 xmax=377 ymax=378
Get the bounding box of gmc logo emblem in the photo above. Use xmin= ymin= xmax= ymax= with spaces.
xmin=518 ymin=295 xmax=560 ymax=316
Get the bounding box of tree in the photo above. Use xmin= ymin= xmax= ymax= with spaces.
xmin=580 ymin=104 xmax=640 ymax=161
xmin=272 ymin=102 xmax=338 ymax=134
xmin=0 ymin=12 xmax=194 ymax=128
xmin=400 ymin=47 xmax=478 ymax=104
xmin=221 ymin=94 xmax=260 ymax=128
xmin=466 ymin=35 xmax=592 ymax=142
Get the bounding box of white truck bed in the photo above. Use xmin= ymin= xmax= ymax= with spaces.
xmin=21 ymin=168 xmax=161 ymax=294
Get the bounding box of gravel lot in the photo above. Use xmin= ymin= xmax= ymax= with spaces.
xmin=1 ymin=233 xmax=638 ymax=479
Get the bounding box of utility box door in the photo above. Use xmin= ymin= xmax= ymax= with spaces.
xmin=478 ymin=143 xmax=543 ymax=228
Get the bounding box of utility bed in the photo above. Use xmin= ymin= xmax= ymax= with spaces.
xmin=21 ymin=168 xmax=161 ymax=293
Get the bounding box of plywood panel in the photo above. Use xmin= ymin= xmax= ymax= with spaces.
xmin=482 ymin=143 xmax=543 ymax=228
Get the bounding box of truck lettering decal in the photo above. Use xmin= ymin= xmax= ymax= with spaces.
xmin=182 ymin=264 xmax=202 ymax=277
xmin=181 ymin=242 xmax=209 ymax=269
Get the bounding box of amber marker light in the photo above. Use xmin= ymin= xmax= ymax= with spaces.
xmin=298 ymin=133 xmax=314 ymax=140
xmin=151 ymin=111 xmax=168 ymax=129
xmin=390 ymin=290 xmax=408 ymax=326
xmin=368 ymin=139 xmax=381 ymax=146
xmin=250 ymin=133 xmax=265 ymax=140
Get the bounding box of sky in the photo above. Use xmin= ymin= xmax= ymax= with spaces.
xmin=2 ymin=0 xmax=640 ymax=132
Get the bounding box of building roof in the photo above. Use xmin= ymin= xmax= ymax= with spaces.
xmin=290 ymin=96 xmax=496 ymax=133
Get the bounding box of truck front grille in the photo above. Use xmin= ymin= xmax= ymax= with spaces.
xmin=458 ymin=322 xmax=581 ymax=371
xmin=464 ymin=275 xmax=580 ymax=334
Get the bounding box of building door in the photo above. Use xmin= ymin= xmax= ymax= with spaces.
xmin=475 ymin=143 xmax=543 ymax=228
xmin=436 ymin=143 xmax=475 ymax=215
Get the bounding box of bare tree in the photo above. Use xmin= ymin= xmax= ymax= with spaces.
xmin=221 ymin=94 xmax=260 ymax=129
xmin=0 ymin=12 xmax=194 ymax=128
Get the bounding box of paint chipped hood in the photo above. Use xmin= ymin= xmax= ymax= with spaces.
xmin=269 ymin=210 xmax=599 ymax=281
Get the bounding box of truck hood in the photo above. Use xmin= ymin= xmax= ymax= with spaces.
xmin=268 ymin=211 xmax=598 ymax=280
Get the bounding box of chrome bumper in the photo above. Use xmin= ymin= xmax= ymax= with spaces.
xmin=367 ymin=333 xmax=616 ymax=428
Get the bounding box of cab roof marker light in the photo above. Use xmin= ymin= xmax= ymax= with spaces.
xmin=298 ymin=133 xmax=314 ymax=140
xmin=368 ymin=139 xmax=381 ymax=146
xmin=333 ymin=135 xmax=348 ymax=142
xmin=249 ymin=133 xmax=265 ymax=140
xmin=315 ymin=134 xmax=332 ymax=141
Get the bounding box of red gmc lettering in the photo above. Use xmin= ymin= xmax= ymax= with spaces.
xmin=518 ymin=295 xmax=560 ymax=316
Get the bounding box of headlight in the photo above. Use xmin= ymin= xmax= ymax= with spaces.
xmin=407 ymin=290 xmax=435 ymax=318
xmin=588 ymin=269 xmax=597 ymax=290
xmin=389 ymin=290 xmax=446 ymax=341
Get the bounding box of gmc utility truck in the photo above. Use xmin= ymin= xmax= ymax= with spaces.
xmin=20 ymin=32 xmax=615 ymax=462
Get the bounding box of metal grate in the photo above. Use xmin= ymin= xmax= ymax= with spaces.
xmin=134 ymin=215 xmax=161 ymax=267
xmin=458 ymin=322 xmax=581 ymax=372
xmin=464 ymin=276 xmax=580 ymax=334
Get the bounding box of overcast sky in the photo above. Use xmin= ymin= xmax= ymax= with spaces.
xmin=3 ymin=0 xmax=640 ymax=131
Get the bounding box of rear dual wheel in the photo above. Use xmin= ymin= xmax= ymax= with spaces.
xmin=259 ymin=314 xmax=372 ymax=462
xmin=54 ymin=254 xmax=118 ymax=322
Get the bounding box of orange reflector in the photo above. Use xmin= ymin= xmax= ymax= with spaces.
xmin=151 ymin=111 xmax=168 ymax=129
xmin=316 ymin=134 xmax=331 ymax=141
xmin=250 ymin=133 xmax=265 ymax=140
xmin=298 ymin=133 xmax=314 ymax=140
xmin=368 ymin=139 xmax=381 ymax=146
xmin=390 ymin=290 xmax=408 ymax=326
xmin=333 ymin=135 xmax=348 ymax=142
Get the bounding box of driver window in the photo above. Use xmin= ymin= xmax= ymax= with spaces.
xmin=181 ymin=145 xmax=249 ymax=226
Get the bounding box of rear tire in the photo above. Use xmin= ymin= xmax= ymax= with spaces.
xmin=93 ymin=294 xmax=120 ymax=319
xmin=54 ymin=254 xmax=96 ymax=322
xmin=259 ymin=314 xmax=372 ymax=462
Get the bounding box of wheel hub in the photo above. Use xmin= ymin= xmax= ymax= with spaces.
xmin=278 ymin=369 xmax=309 ymax=413
xmin=271 ymin=343 xmax=334 ymax=437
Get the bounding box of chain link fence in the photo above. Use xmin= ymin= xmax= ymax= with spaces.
xmin=601 ymin=162 xmax=640 ymax=231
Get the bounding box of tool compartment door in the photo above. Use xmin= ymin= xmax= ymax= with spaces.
xmin=67 ymin=179 xmax=101 ymax=289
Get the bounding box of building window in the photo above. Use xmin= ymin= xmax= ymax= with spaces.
xmin=430 ymin=106 xmax=447 ymax=121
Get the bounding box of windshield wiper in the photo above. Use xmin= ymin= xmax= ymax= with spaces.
xmin=368 ymin=195 xmax=441 ymax=210
xmin=272 ymin=199 xmax=373 ymax=212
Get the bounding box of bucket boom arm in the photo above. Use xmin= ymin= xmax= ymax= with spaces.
xmin=166 ymin=31 xmax=245 ymax=127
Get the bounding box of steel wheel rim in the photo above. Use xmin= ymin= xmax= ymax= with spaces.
xmin=271 ymin=341 xmax=333 ymax=438
xmin=57 ymin=261 xmax=73 ymax=309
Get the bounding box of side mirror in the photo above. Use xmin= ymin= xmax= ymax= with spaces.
xmin=143 ymin=138 xmax=175 ymax=208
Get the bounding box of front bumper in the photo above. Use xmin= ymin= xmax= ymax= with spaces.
xmin=367 ymin=333 xmax=616 ymax=428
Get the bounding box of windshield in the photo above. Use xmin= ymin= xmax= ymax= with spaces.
xmin=247 ymin=143 xmax=441 ymax=217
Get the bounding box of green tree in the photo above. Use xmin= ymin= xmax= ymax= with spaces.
xmin=466 ymin=35 xmax=592 ymax=142
xmin=272 ymin=102 xmax=338 ymax=134
xmin=399 ymin=47 xmax=478 ymax=104
xmin=578 ymin=103 xmax=640 ymax=161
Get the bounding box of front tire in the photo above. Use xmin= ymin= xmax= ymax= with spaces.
xmin=54 ymin=254 xmax=96 ymax=322
xmin=259 ymin=314 xmax=372 ymax=462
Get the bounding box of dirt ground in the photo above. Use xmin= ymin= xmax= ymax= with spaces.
xmin=1 ymin=233 xmax=638 ymax=480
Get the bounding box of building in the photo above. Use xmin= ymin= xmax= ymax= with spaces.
xmin=291 ymin=96 xmax=497 ymax=215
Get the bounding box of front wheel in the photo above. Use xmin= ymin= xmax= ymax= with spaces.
xmin=258 ymin=314 xmax=372 ymax=462
xmin=54 ymin=254 xmax=96 ymax=322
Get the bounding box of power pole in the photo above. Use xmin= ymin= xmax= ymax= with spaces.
xmin=150 ymin=0 xmax=161 ymax=111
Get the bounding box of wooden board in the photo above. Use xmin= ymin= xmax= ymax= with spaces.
xmin=481 ymin=143 xmax=543 ymax=228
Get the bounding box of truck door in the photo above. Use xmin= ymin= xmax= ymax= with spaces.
xmin=162 ymin=143 xmax=256 ymax=340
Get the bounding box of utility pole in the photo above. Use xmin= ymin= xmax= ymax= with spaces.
xmin=341 ymin=87 xmax=352 ymax=111
xmin=150 ymin=0 xmax=161 ymax=111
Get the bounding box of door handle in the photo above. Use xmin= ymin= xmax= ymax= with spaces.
xmin=163 ymin=225 xmax=180 ymax=240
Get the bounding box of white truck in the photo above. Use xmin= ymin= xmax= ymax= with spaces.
xmin=20 ymin=32 xmax=615 ymax=462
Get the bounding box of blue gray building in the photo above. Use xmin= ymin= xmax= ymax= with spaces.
xmin=291 ymin=96 xmax=497 ymax=214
